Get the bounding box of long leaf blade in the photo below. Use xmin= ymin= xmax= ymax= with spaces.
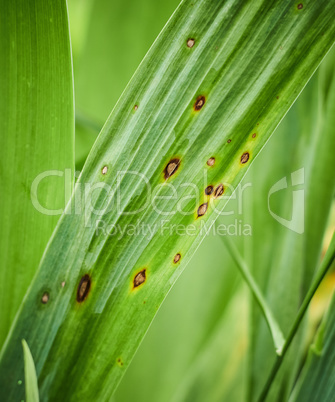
xmin=0 ymin=0 xmax=74 ymax=347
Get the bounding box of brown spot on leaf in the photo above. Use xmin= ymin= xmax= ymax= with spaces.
xmin=77 ymin=274 xmax=91 ymax=303
xmin=214 ymin=184 xmax=224 ymax=198
xmin=164 ymin=158 xmax=180 ymax=180
xmin=117 ymin=358 xmax=124 ymax=367
xmin=205 ymin=185 xmax=214 ymax=195
xmin=174 ymin=253 xmax=181 ymax=264
xmin=133 ymin=269 xmax=146 ymax=288
xmin=297 ymin=3 xmax=303 ymax=9
xmin=41 ymin=292 xmax=49 ymax=304
xmin=206 ymin=157 xmax=215 ymax=166
xmin=240 ymin=152 xmax=250 ymax=164
xmin=194 ymin=95 xmax=205 ymax=111
xmin=252 ymin=133 xmax=256 ymax=138
xmin=197 ymin=203 xmax=208 ymax=217
xmin=227 ymin=139 xmax=231 ymax=143
xmin=134 ymin=104 xmax=138 ymax=111
xmin=187 ymin=38 xmax=195 ymax=48
xmin=101 ymin=166 xmax=108 ymax=175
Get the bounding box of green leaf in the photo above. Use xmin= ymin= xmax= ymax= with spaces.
xmin=22 ymin=339 xmax=39 ymax=402
xmin=255 ymin=51 xmax=335 ymax=399
xmin=0 ymin=0 xmax=74 ymax=347
xmin=1 ymin=0 xmax=334 ymax=400
xmin=247 ymin=50 xmax=335 ymax=401
xmin=302 ymin=49 xmax=335 ymax=294
xmin=115 ymin=56 xmax=335 ymax=401
xmin=114 ymin=51 xmax=335 ymax=401
xmin=291 ymin=286 xmax=335 ymax=402
xmin=259 ymin=231 xmax=335 ymax=401
xmin=220 ymin=235 xmax=285 ymax=354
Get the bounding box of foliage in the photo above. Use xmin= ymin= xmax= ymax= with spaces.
xmin=0 ymin=0 xmax=334 ymax=401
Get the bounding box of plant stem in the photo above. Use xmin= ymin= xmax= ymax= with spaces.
xmin=258 ymin=231 xmax=335 ymax=402
xmin=220 ymin=234 xmax=285 ymax=354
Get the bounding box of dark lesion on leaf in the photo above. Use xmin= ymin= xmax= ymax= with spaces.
xmin=41 ymin=292 xmax=49 ymax=304
xmin=194 ymin=95 xmax=206 ymax=111
xmin=240 ymin=152 xmax=250 ymax=164
xmin=197 ymin=203 xmax=208 ymax=217
xmin=117 ymin=358 xmax=124 ymax=367
xmin=187 ymin=38 xmax=195 ymax=48
xmin=205 ymin=185 xmax=214 ymax=195
xmin=164 ymin=158 xmax=180 ymax=180
xmin=133 ymin=269 xmax=146 ymax=289
xmin=173 ymin=253 xmax=181 ymax=264
xmin=206 ymin=157 xmax=215 ymax=166
xmin=214 ymin=184 xmax=224 ymax=198
xmin=76 ymin=274 xmax=91 ymax=303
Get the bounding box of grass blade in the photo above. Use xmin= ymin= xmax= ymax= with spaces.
xmin=22 ymin=340 xmax=39 ymax=402
xmin=246 ymin=50 xmax=335 ymax=401
xmin=0 ymin=0 xmax=74 ymax=347
xmin=221 ymin=235 xmax=285 ymax=354
xmin=290 ymin=283 xmax=335 ymax=402
xmin=258 ymin=231 xmax=335 ymax=401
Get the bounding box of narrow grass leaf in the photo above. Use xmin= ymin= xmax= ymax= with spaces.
xmin=221 ymin=235 xmax=285 ymax=354
xmin=22 ymin=339 xmax=39 ymax=402
xmin=259 ymin=231 xmax=335 ymax=401
xmin=290 ymin=285 xmax=335 ymax=402
xmin=0 ymin=0 xmax=74 ymax=347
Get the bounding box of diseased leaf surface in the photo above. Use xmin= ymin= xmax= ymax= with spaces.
xmin=0 ymin=1 xmax=334 ymax=401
